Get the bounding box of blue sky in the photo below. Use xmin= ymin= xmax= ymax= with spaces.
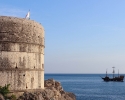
xmin=0 ymin=0 xmax=125 ymax=73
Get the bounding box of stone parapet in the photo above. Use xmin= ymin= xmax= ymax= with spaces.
xmin=0 ymin=16 xmax=44 ymax=46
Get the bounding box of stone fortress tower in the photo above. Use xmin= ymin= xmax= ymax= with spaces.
xmin=0 ymin=16 xmax=45 ymax=91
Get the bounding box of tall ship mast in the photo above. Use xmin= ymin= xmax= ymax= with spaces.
xmin=112 ymin=66 xmax=115 ymax=78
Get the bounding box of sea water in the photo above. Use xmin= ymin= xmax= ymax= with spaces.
xmin=45 ymin=74 xmax=125 ymax=100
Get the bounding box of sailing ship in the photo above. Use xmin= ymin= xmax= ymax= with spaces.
xmin=101 ymin=67 xmax=124 ymax=82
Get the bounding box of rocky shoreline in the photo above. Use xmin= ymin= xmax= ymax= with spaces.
xmin=0 ymin=79 xmax=76 ymax=100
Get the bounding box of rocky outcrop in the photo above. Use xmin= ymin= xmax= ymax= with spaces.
xmin=17 ymin=79 xmax=76 ymax=100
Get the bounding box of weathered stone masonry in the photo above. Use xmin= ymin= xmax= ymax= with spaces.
xmin=0 ymin=16 xmax=45 ymax=91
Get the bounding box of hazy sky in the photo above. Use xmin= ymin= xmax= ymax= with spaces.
xmin=0 ymin=0 xmax=125 ymax=73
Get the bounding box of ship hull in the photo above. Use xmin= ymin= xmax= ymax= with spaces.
xmin=102 ymin=76 xmax=124 ymax=82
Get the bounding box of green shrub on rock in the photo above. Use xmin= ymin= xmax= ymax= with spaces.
xmin=0 ymin=84 xmax=10 ymax=99
xmin=0 ymin=84 xmax=16 ymax=100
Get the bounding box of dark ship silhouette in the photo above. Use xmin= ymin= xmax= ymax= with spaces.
xmin=102 ymin=67 xmax=124 ymax=82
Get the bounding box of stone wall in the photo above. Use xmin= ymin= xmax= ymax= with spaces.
xmin=0 ymin=16 xmax=45 ymax=91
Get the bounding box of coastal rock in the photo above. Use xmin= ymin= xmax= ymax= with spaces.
xmin=18 ymin=79 xmax=76 ymax=100
xmin=44 ymin=78 xmax=63 ymax=92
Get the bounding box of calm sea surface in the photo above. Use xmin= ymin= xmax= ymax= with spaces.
xmin=45 ymin=74 xmax=125 ymax=100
